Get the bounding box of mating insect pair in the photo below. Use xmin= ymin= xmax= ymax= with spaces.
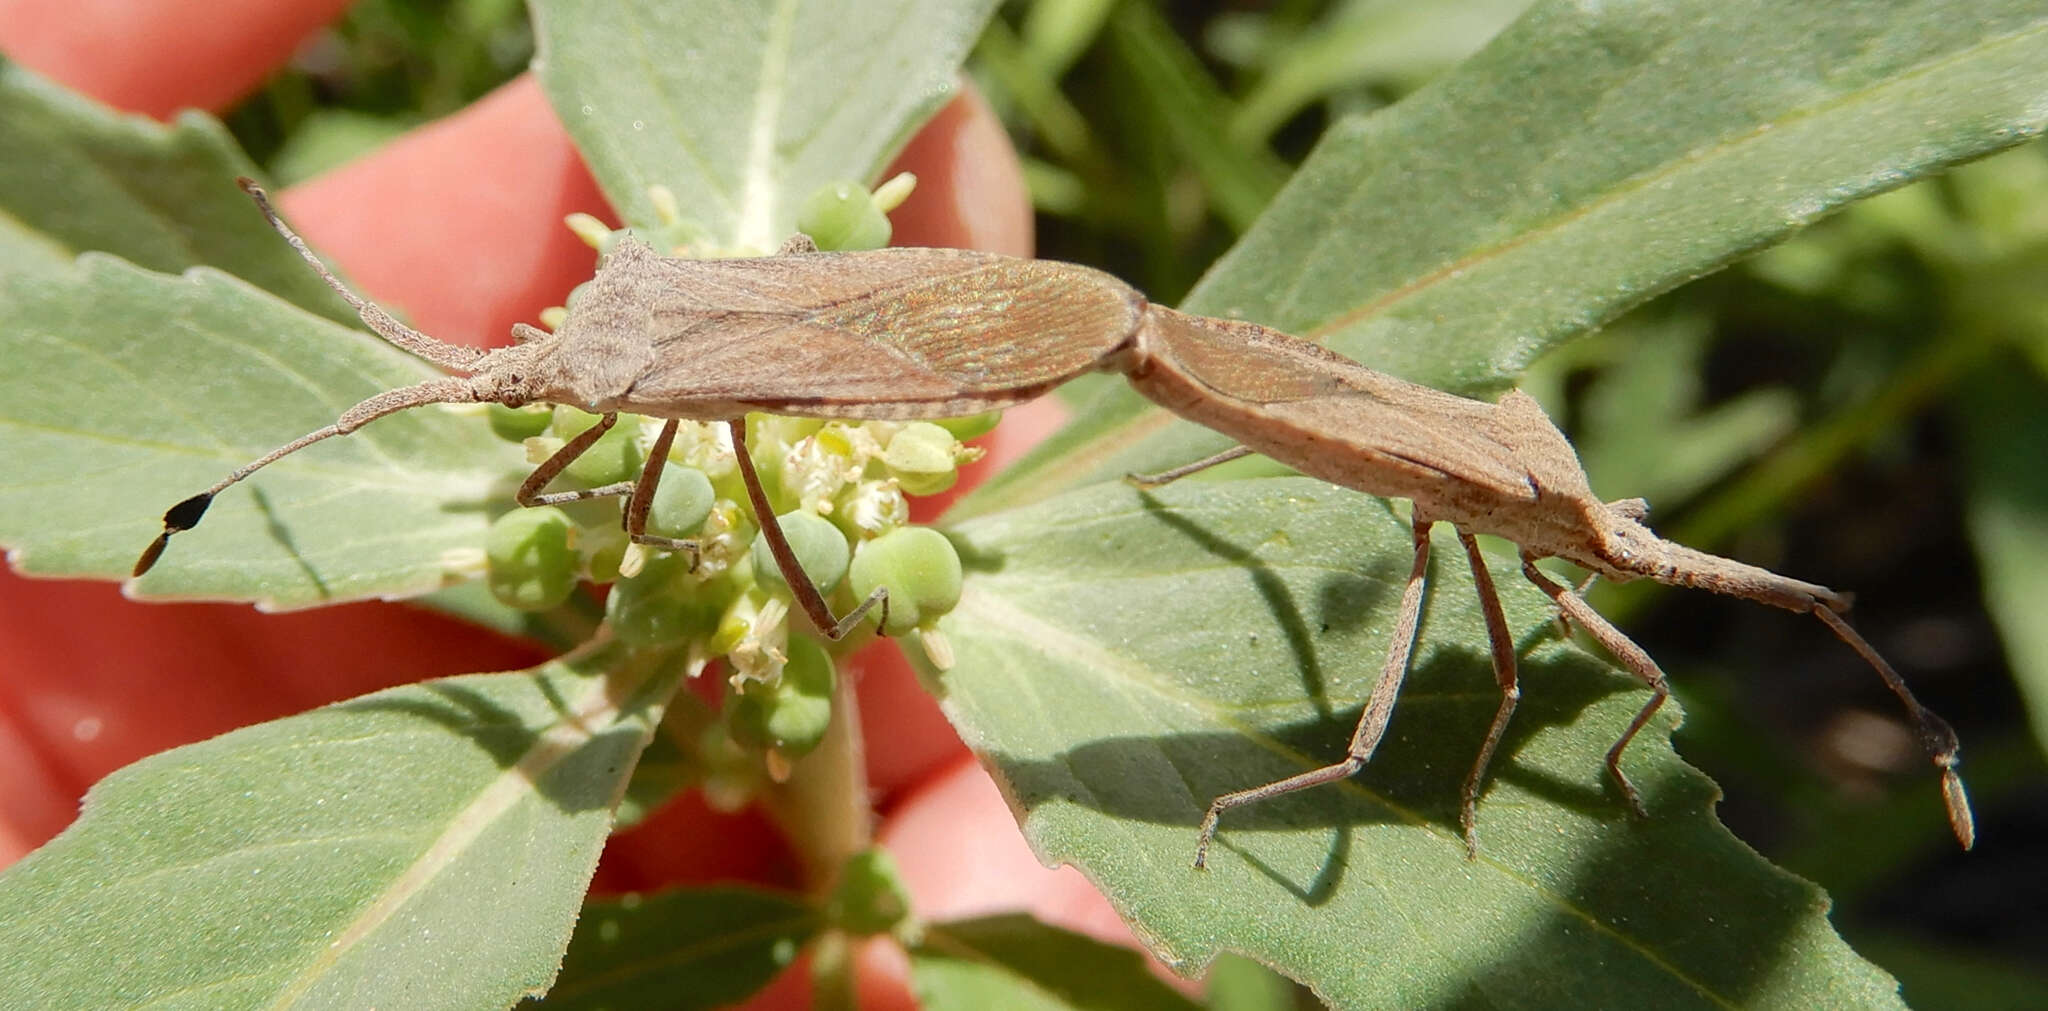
xmin=135 ymin=178 xmax=1974 ymax=865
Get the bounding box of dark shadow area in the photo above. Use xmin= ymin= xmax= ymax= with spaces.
xmin=340 ymin=678 xmax=551 ymax=766
xmin=982 ymin=634 xmax=1851 ymax=1004
xmin=986 ymin=641 xmax=1631 ymax=885
xmin=335 ymin=656 xmax=679 ymax=815
xmin=1135 ymin=489 xmax=1399 ymax=721
xmin=950 ymin=526 xmax=1014 ymax=576
xmin=249 ymin=486 xmax=329 ymax=598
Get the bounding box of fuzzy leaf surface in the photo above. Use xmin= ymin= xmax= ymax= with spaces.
xmin=0 ymin=58 xmax=355 ymax=323
xmin=911 ymin=914 xmax=1202 ymax=1011
xmin=0 ymin=254 xmax=525 ymax=607
xmin=961 ymin=0 xmax=2048 ymax=515
xmin=0 ymin=644 xmax=680 ymax=1010
xmin=531 ymin=0 xmax=1001 ymax=249
xmin=533 ymin=887 xmax=819 ymax=1009
xmin=939 ymin=479 xmax=1903 ymax=1008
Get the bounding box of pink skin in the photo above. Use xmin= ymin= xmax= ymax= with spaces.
xmin=0 ymin=4 xmax=1170 ymax=1006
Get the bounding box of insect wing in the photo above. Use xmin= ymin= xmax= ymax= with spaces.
xmin=1140 ymin=308 xmax=1536 ymax=500
xmin=619 ymin=248 xmax=1145 ymax=418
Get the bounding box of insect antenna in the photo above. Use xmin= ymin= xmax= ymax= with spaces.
xmin=132 ymin=377 xmax=477 ymax=577
xmin=133 ymin=179 xmax=496 ymax=577
xmin=1813 ymin=604 xmax=1976 ymax=849
xmin=237 ymin=177 xmax=483 ymax=371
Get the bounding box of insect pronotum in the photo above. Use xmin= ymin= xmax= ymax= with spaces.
xmin=138 ymin=178 xmax=1973 ymax=869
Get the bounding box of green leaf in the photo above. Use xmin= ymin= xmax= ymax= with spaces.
xmin=534 ymin=887 xmax=820 ymax=1008
xmin=1199 ymin=953 xmax=1296 ymax=1011
xmin=415 ymin=580 xmax=607 ymax=652
xmin=1101 ymin=3 xmax=1288 ymax=233
xmin=1532 ymin=312 xmax=1799 ymax=511
xmin=1957 ymin=367 xmax=2048 ymax=749
xmin=1227 ymin=0 xmax=1531 ymax=145
xmin=0 ymin=642 xmax=683 ymax=1010
xmin=0 ymin=253 xmax=526 ymax=606
xmin=961 ymin=0 xmax=2048 ymax=515
xmin=530 ymin=0 xmax=1002 ymax=249
xmin=912 ymin=914 xmax=1200 ymax=1011
xmin=939 ymin=478 xmax=1903 ymax=1008
xmin=0 ymin=58 xmax=356 ymax=324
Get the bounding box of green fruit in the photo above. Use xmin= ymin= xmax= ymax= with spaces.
xmin=847 ymin=527 xmax=963 ymax=635
xmin=487 ymin=402 xmax=553 ymax=441
xmin=750 ymin=511 xmax=851 ymax=594
xmin=727 ymin=635 xmax=836 ymax=757
xmin=825 ymin=849 xmax=913 ymax=937
xmin=484 ymin=507 xmax=578 ymax=610
xmin=606 ymin=554 xmax=719 ymax=646
xmin=932 ymin=411 xmax=1002 ymax=443
xmin=796 ymin=180 xmax=892 ymax=251
xmin=882 ymin=421 xmax=961 ymax=496
xmin=550 ymin=407 xmax=644 ymax=487
xmin=647 ymin=467 xmax=716 ymax=540
xmin=582 ymin=528 xmax=629 ymax=584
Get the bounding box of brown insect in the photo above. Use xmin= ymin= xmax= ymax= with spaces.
xmin=1118 ymin=306 xmax=1974 ymax=865
xmin=136 ymin=179 xmax=1972 ymax=869
xmin=134 ymin=179 xmax=1150 ymax=639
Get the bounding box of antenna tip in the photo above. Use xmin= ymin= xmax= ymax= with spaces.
xmin=164 ymin=492 xmax=215 ymax=531
xmin=1941 ymin=771 xmax=1976 ymax=850
xmin=132 ymin=534 xmax=171 ymax=577
xmin=134 ymin=493 xmax=216 ymax=577
xmin=236 ymin=176 xmax=261 ymax=194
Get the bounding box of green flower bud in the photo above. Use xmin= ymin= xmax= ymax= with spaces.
xmin=797 ymin=180 xmax=892 ymax=251
xmin=485 ymin=507 xmax=578 ymax=610
xmin=582 ymin=526 xmax=630 ymax=584
xmin=750 ymin=511 xmax=851 ymax=595
xmin=727 ymin=634 xmax=836 ymax=758
xmin=552 ymin=407 xmax=644 ymax=488
xmin=606 ymin=553 xmax=721 ymax=646
xmin=648 ymin=466 xmax=716 ymax=541
xmin=882 ymin=421 xmax=962 ymax=496
xmin=488 ymin=402 xmax=554 ymax=441
xmin=824 ymin=848 xmax=915 ymax=938
xmin=848 ymin=527 xmax=963 ymax=636
xmin=932 ymin=410 xmax=1002 ymax=443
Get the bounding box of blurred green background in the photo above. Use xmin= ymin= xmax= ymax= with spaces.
xmin=224 ymin=1 xmax=2047 ymax=1005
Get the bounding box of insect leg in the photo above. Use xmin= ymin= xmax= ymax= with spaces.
xmin=1813 ymin=605 xmax=1975 ymax=848
xmin=1125 ymin=445 xmax=1255 ymax=488
xmin=1520 ymin=555 xmax=1666 ymax=820
xmin=618 ymin=419 xmax=700 ymax=565
xmin=1455 ymin=528 xmax=1519 ymax=859
xmin=516 ymin=413 xmax=639 ymax=507
xmin=727 ymin=419 xmax=888 ymax=640
xmin=1551 ymin=572 xmax=1602 ymax=638
xmin=1193 ymin=514 xmax=1434 ymax=869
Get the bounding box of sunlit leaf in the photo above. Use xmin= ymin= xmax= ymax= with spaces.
xmin=531 ymin=0 xmax=1002 ymax=249
xmin=964 ymin=0 xmax=2048 ymax=513
xmin=0 ymin=254 xmax=525 ymax=607
xmin=940 ymin=479 xmax=1905 ymax=1008
xmin=0 ymin=643 xmax=682 ymax=1009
